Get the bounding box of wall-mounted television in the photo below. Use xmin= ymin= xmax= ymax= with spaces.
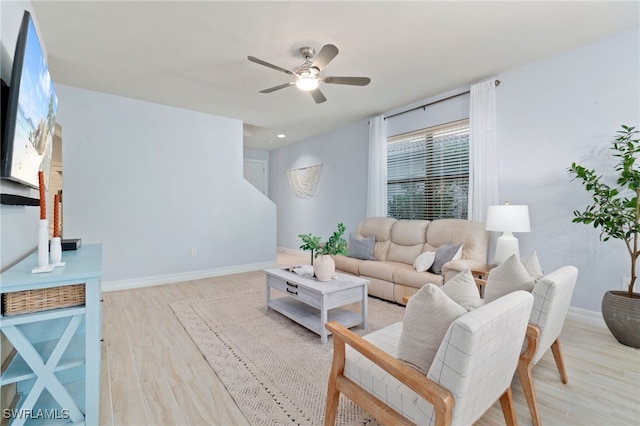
xmin=1 ymin=10 xmax=58 ymax=190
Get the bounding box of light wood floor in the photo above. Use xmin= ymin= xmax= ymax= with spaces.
xmin=100 ymin=252 xmax=640 ymax=425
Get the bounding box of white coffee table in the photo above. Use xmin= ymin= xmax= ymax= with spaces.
xmin=264 ymin=267 xmax=369 ymax=344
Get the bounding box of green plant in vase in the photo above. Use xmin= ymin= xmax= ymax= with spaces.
xmin=318 ymin=222 xmax=348 ymax=256
xmin=298 ymin=223 xmax=348 ymax=281
xmin=298 ymin=233 xmax=321 ymax=265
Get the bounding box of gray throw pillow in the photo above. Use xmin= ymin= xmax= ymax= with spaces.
xmin=347 ymin=233 xmax=376 ymax=260
xmin=430 ymin=241 xmax=463 ymax=274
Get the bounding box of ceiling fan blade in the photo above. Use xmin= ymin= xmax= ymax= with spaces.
xmin=312 ymin=44 xmax=339 ymax=70
xmin=259 ymin=82 xmax=294 ymax=93
xmin=310 ymin=88 xmax=327 ymax=104
xmin=248 ymin=56 xmax=294 ymax=76
xmin=324 ymin=76 xmax=371 ymax=86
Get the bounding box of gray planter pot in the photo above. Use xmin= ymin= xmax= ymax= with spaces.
xmin=601 ymin=290 xmax=640 ymax=348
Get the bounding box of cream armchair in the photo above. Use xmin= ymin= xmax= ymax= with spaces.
xmin=517 ymin=266 xmax=578 ymax=426
xmin=324 ymin=291 xmax=534 ymax=426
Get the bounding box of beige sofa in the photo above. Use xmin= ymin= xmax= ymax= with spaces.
xmin=333 ymin=217 xmax=488 ymax=304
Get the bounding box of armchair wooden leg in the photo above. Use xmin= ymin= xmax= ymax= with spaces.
xmin=325 ymin=329 xmax=346 ymax=426
xmin=499 ymin=387 xmax=518 ymax=426
xmin=550 ymin=338 xmax=568 ymax=384
xmin=517 ymin=359 xmax=540 ymax=426
xmin=325 ymin=381 xmax=340 ymax=426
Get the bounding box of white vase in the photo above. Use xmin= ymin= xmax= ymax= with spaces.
xmin=37 ymin=219 xmax=49 ymax=268
xmin=50 ymin=236 xmax=62 ymax=265
xmin=314 ymin=255 xmax=335 ymax=282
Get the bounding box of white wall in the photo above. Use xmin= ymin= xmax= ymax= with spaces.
xmin=386 ymin=89 xmax=470 ymax=137
xmin=272 ymin=28 xmax=640 ymax=312
xmin=270 ymin=121 xmax=369 ymax=250
xmin=56 ymin=85 xmax=276 ymax=284
xmin=496 ymin=28 xmax=640 ymax=311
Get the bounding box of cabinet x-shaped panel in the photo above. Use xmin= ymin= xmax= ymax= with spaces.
xmin=2 ymin=314 xmax=85 ymax=425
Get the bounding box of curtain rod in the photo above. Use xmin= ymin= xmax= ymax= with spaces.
xmin=384 ymin=80 xmax=501 ymax=121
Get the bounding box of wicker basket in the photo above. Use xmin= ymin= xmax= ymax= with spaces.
xmin=1 ymin=284 xmax=85 ymax=316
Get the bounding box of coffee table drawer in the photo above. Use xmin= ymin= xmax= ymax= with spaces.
xmin=266 ymin=275 xmax=321 ymax=307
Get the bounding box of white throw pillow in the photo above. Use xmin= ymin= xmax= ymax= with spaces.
xmin=522 ymin=251 xmax=544 ymax=279
xmin=441 ymin=269 xmax=483 ymax=311
xmin=413 ymin=251 xmax=436 ymax=273
xmin=483 ymin=254 xmax=537 ymax=303
xmin=452 ymin=244 xmax=463 ymax=261
xmin=397 ymin=284 xmax=467 ymax=375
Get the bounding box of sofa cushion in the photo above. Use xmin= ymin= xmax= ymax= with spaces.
xmin=358 ymin=259 xmax=398 ymax=283
xmin=392 ymin=264 xmax=444 ymax=289
xmin=332 ymin=254 xmax=361 ymax=276
xmin=397 ymin=284 xmax=467 ymax=374
xmin=413 ymin=251 xmax=436 ymax=273
xmin=357 ymin=217 xmax=397 ymax=241
xmin=426 ymin=219 xmax=488 ymax=265
xmin=347 ymin=233 xmax=376 ymax=260
xmin=430 ymin=241 xmax=462 ymax=274
xmin=387 ymin=220 xmax=430 ymax=264
xmin=483 ymin=255 xmax=537 ymax=303
xmin=390 ymin=220 xmax=430 ymax=245
xmin=387 ymin=243 xmax=425 ymax=265
xmin=426 ymin=219 xmax=468 ymax=247
xmin=441 ymin=269 xmax=483 ymax=311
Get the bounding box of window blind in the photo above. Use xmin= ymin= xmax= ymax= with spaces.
xmin=387 ymin=120 xmax=469 ymax=220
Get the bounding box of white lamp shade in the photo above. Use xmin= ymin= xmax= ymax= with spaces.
xmin=485 ymin=204 xmax=531 ymax=233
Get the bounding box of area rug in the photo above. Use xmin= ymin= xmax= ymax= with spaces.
xmin=170 ymin=283 xmax=406 ymax=425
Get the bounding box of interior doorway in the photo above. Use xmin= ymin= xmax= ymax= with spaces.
xmin=243 ymin=159 xmax=268 ymax=196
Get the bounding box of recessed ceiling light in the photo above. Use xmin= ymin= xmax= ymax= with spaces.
xmin=277 ymin=134 xmax=286 ymax=138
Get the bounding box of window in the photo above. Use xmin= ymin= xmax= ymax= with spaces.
xmin=387 ymin=120 xmax=469 ymax=220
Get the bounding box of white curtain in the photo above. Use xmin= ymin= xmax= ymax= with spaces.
xmin=468 ymin=79 xmax=499 ymax=222
xmin=367 ymin=115 xmax=387 ymax=217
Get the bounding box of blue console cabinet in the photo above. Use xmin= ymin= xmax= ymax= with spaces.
xmin=0 ymin=244 xmax=102 ymax=425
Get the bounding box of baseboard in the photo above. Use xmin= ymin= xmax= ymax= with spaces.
xmin=102 ymin=261 xmax=277 ymax=292
xmin=566 ymin=306 xmax=604 ymax=326
xmin=277 ymin=246 xmax=307 ymax=256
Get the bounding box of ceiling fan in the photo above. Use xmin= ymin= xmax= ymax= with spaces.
xmin=247 ymin=44 xmax=371 ymax=104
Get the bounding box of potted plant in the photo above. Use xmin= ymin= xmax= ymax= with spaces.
xmin=298 ymin=233 xmax=321 ymax=265
xmin=568 ymin=124 xmax=640 ymax=348
xmin=298 ymin=223 xmax=348 ymax=281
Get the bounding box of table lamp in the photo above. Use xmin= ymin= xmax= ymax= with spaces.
xmin=485 ymin=203 xmax=530 ymax=264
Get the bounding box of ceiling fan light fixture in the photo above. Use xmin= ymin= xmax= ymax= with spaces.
xmin=249 ymin=44 xmax=370 ymax=102
xmin=295 ymin=77 xmax=319 ymax=91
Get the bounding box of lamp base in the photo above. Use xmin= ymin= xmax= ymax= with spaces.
xmin=494 ymin=233 xmax=520 ymax=264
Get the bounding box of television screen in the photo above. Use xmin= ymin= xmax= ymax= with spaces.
xmin=1 ymin=10 xmax=58 ymax=190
